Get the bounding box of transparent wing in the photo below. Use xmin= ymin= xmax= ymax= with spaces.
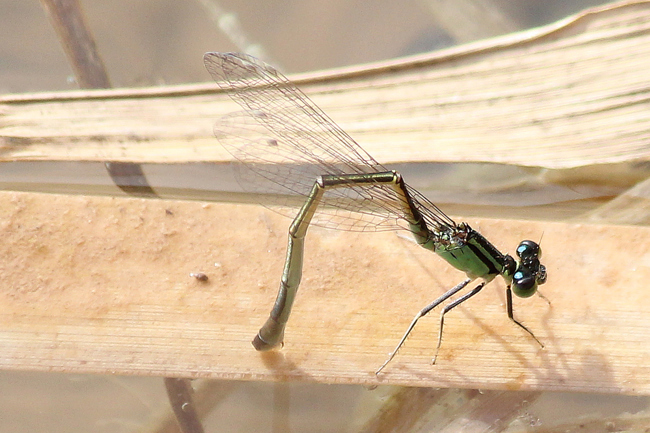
xmin=215 ymin=111 xmax=411 ymax=231
xmin=204 ymin=52 xmax=456 ymax=232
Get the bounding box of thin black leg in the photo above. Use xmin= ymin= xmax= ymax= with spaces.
xmin=432 ymin=281 xmax=487 ymax=364
xmin=506 ymin=287 xmax=543 ymax=347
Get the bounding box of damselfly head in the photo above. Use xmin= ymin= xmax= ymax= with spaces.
xmin=511 ymin=240 xmax=546 ymax=298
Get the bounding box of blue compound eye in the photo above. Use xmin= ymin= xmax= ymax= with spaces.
xmin=517 ymin=240 xmax=541 ymax=262
xmin=512 ymin=267 xmax=537 ymax=298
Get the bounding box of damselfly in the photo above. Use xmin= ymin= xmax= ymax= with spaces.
xmin=203 ymin=52 xmax=547 ymax=374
